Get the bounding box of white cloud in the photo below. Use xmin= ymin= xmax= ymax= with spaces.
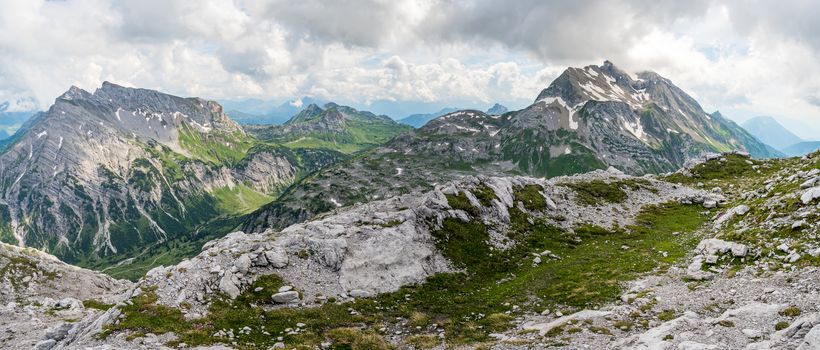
xmin=0 ymin=0 xmax=818 ymax=138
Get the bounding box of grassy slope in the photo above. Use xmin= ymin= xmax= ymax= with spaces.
xmin=665 ymin=152 xmax=820 ymax=270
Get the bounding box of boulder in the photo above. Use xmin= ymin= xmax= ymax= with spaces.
xmin=218 ymin=273 xmax=241 ymax=299
xmin=272 ymin=291 xmax=299 ymax=303
xmin=55 ymin=298 xmax=82 ymax=310
xmin=349 ymin=289 xmax=372 ymax=298
xmin=801 ymin=186 xmax=820 ymax=204
xmin=264 ymin=249 xmax=289 ymax=268
xmin=234 ymin=255 xmax=252 ymax=274
xmin=696 ymin=239 xmax=748 ymax=258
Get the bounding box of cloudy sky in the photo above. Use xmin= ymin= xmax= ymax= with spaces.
xmin=1 ymin=0 xmax=820 ymax=138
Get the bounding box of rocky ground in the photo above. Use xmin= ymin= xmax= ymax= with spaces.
xmin=1 ymin=152 xmax=817 ymax=349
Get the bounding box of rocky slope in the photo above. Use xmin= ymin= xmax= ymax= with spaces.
xmin=0 ymin=82 xmax=345 ymax=277
xmin=0 ymin=242 xmax=131 ymax=350
xmin=3 ymin=151 xmax=817 ymax=349
xmin=245 ymin=103 xmax=411 ymax=154
xmin=242 ymin=61 xmax=780 ymax=233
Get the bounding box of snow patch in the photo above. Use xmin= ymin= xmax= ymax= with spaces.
xmin=36 ymin=131 xmax=47 ymax=139
xmin=329 ymin=198 xmax=342 ymax=207
xmin=537 ymin=96 xmax=582 ymax=130
xmin=621 ymin=116 xmax=646 ymax=140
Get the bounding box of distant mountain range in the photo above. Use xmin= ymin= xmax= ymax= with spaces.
xmin=741 ymin=116 xmax=803 ymax=150
xmin=222 ymin=97 xmax=326 ymax=125
xmin=782 ymin=141 xmax=820 ymax=156
xmin=398 ymin=107 xmax=460 ymax=128
xmin=742 ymin=116 xmax=819 ymax=156
xmin=243 ymin=61 xmax=780 ymax=232
xmin=398 ymin=103 xmax=509 ymax=128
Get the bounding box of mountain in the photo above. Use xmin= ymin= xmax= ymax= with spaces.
xmin=222 ymin=97 xmax=326 ymax=125
xmin=741 ymin=116 xmax=803 ymax=150
xmin=398 ymin=107 xmax=459 ymax=128
xmin=0 ymin=82 xmax=346 ymax=278
xmin=242 ymin=61 xmax=781 ymax=233
xmin=244 ymin=103 xmax=412 ymax=154
xmin=783 ymin=140 xmax=820 ymax=156
xmin=486 ymin=103 xmax=508 ymax=115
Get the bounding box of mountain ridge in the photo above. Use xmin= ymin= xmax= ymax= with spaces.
xmin=242 ymin=61 xmax=780 ymax=233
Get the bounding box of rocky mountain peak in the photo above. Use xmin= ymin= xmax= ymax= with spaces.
xmin=534 ymin=61 xmax=649 ymax=111
xmin=486 ymin=103 xmax=508 ymax=115
xmin=57 ymin=85 xmax=92 ymax=101
xmin=286 ymin=103 xmax=324 ymax=124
